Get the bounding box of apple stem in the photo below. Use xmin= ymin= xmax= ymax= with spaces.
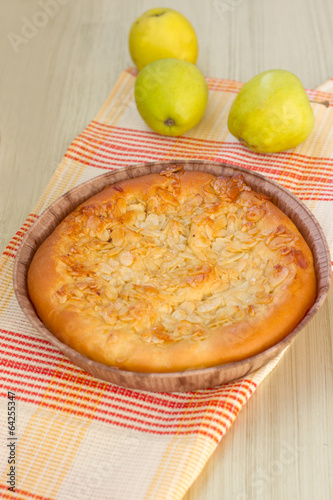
xmin=164 ymin=118 xmax=175 ymax=127
xmin=309 ymin=100 xmax=330 ymax=108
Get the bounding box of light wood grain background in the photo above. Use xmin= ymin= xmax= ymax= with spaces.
xmin=1 ymin=1 xmax=332 ymax=499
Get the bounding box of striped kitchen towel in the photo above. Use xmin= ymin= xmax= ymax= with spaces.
xmin=0 ymin=68 xmax=332 ymax=500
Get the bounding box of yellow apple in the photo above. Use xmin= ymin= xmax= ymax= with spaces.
xmin=129 ymin=8 xmax=198 ymax=71
xmin=134 ymin=58 xmax=208 ymax=137
xmin=228 ymin=69 xmax=315 ymax=153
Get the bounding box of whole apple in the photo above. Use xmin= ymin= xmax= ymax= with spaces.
xmin=228 ymin=69 xmax=315 ymax=153
xmin=134 ymin=58 xmax=208 ymax=136
xmin=129 ymin=8 xmax=198 ymax=71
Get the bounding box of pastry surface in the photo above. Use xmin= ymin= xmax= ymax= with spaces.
xmin=27 ymin=167 xmax=316 ymax=372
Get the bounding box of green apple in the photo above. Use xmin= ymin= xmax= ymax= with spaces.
xmin=134 ymin=58 xmax=208 ymax=136
xmin=228 ymin=69 xmax=315 ymax=153
xmin=129 ymin=8 xmax=198 ymax=71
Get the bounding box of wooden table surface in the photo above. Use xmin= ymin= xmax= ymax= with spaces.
xmin=1 ymin=1 xmax=332 ymax=499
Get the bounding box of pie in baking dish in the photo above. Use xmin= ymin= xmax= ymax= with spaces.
xmin=27 ymin=166 xmax=316 ymax=372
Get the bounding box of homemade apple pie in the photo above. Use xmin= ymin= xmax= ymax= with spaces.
xmin=27 ymin=166 xmax=316 ymax=372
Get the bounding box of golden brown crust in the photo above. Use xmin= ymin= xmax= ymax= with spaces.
xmin=27 ymin=167 xmax=316 ymax=372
